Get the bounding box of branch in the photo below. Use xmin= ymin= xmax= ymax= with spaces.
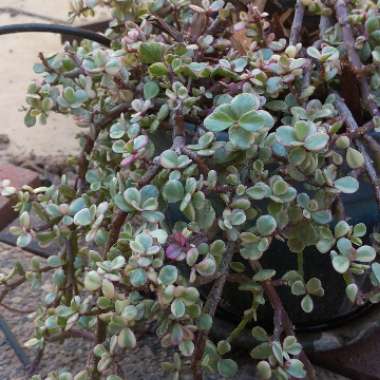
xmin=181 ymin=147 xmax=209 ymax=177
xmin=250 ymin=261 xmax=316 ymax=380
xmin=191 ymin=241 xmax=236 ymax=380
xmin=64 ymin=230 xmax=78 ymax=301
xmin=172 ymin=112 xmax=186 ymax=152
xmin=46 ymin=328 xmax=95 ymax=342
xmin=0 ymin=302 xmax=35 ymax=314
xmin=335 ymin=0 xmax=380 ymax=117
xmin=77 ymin=103 xmax=131 ymax=191
xmin=0 ymin=277 xmax=25 ymax=303
xmin=334 ymin=94 xmax=380 ymax=207
xmin=148 ymin=15 xmax=184 ymax=42
xmin=289 ymin=0 xmax=304 ymax=46
xmin=104 ymin=210 xmax=128 ymax=254
xmin=88 ymin=318 xmax=107 ymax=380
xmin=254 ymin=0 xmax=267 ymax=12
xmin=345 ymin=119 xmax=376 ymax=139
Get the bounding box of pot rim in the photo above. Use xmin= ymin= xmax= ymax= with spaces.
xmin=212 ymin=302 xmax=380 ymax=352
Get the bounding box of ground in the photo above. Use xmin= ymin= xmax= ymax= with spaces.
xmin=0 ymin=244 xmax=346 ymax=379
xmin=0 ymin=1 xmax=349 ymax=379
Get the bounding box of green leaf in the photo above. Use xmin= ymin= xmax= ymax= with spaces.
xmin=251 ymin=326 xmax=269 ymax=342
xmin=112 ymin=140 xmax=127 ymax=154
xmin=353 ymin=223 xmax=366 ymax=237
xmin=283 ymin=336 xmax=302 ymax=355
xmin=230 ymin=93 xmax=260 ymax=116
xmin=114 ymin=193 xmax=132 ymax=212
xmin=345 ymin=283 xmax=358 ymax=303
xmin=159 ymin=265 xmax=178 ymax=285
xmin=271 ymin=341 xmax=283 ymax=365
xmin=17 ymin=233 xmax=32 ymax=248
xmin=337 ymin=237 xmax=353 ymax=255
xmin=312 ymin=210 xmax=332 ymax=224
xmin=332 ymin=255 xmax=350 ymax=273
xmin=335 ymin=221 xmax=351 ymax=238
xmin=160 ymin=150 xmax=191 ymax=169
xmin=47 ymin=255 xmax=63 ymax=267
xmin=143 ymin=81 xmax=160 ymax=99
xmin=217 ymin=359 xmax=238 ymax=378
xmin=139 ymin=42 xmax=165 ymax=64
xmin=118 ymin=327 xmax=137 ymax=349
xmin=230 ymin=209 xmax=246 ymax=226
xmin=356 ymin=245 xmax=376 ymax=262
xmin=256 ymin=215 xmax=277 ymax=236
xmin=171 ymin=299 xmax=186 ymax=318
xmin=105 ymin=59 xmax=122 ymax=75
xmin=148 ymin=62 xmax=168 ymax=77
xmin=307 ymin=46 xmax=322 ymax=60
xmin=204 ymin=104 xmax=235 ymax=132
xmin=63 ymin=87 xmax=76 ymax=103
xmin=247 ymin=182 xmax=271 ymax=200
xmin=123 ymin=188 xmax=141 ymax=208
xmin=306 ymin=278 xmax=323 ymax=296
xmin=291 ymin=280 xmax=306 ymax=296
xmin=294 ymin=121 xmax=312 ymax=141
xmin=102 ymin=279 xmax=115 ymax=299
xmin=304 ymin=133 xmax=329 ymax=151
xmin=286 ymin=358 xmax=306 ymax=379
xmin=272 ymin=179 xmax=288 ymax=196
xmin=197 ymin=314 xmax=213 ymax=331
xmin=179 ymin=340 xmax=194 ymax=357
xmin=74 ymin=208 xmax=93 ymax=226
xmin=196 ymin=254 xmax=216 ymax=276
xmin=253 ymin=269 xmax=276 ymax=282
xmin=229 ymin=125 xmax=253 ymax=149
xmin=217 ymin=340 xmax=232 ymax=355
xmin=256 ymin=361 xmax=272 ymax=380
xmin=334 ymin=177 xmax=359 ymax=194
xmin=20 ymin=211 xmax=31 ymax=228
xmin=276 ymin=126 xmax=296 ymax=146
xmin=84 ymin=271 xmax=102 ymax=291
xmin=239 ymin=110 xmax=273 ymax=132
xmin=346 ymin=147 xmax=364 ymax=169
xmin=129 ymin=268 xmax=147 ymax=287
xmin=250 ymin=342 xmax=272 ymax=359
xmin=301 ymin=294 xmax=314 ymax=313
xmin=24 ymin=111 xmax=36 ymax=127
xmin=162 ymin=180 xmax=184 ymax=203
xmin=372 ymin=262 xmax=380 ymax=283
xmin=122 ymin=305 xmax=138 ymax=321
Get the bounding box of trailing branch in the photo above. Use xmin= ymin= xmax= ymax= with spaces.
xmin=250 ymin=261 xmax=316 ymax=380
xmin=77 ymin=103 xmax=131 ymax=191
xmin=335 ymin=0 xmax=380 ymax=117
xmin=181 ymin=147 xmax=209 ymax=177
xmin=289 ymin=0 xmax=304 ymax=45
xmin=191 ymin=241 xmax=236 ymax=380
xmin=334 ymin=94 xmax=380 ymax=207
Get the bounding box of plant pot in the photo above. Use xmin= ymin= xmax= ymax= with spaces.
xmin=211 ymin=180 xmax=380 ymax=351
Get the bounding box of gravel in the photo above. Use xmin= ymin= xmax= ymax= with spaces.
xmin=0 ymin=243 xmax=349 ymax=379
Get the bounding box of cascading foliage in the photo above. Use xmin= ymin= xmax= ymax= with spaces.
xmin=2 ymin=0 xmax=380 ymax=379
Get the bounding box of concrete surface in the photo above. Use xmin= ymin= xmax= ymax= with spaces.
xmin=0 ymin=1 xmax=109 ymax=161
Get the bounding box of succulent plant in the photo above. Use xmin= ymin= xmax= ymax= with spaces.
xmin=2 ymin=1 xmax=380 ymax=379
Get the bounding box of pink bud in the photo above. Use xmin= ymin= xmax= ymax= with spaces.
xmin=121 ymin=154 xmax=138 ymax=168
xmin=172 ymin=232 xmax=187 ymax=247
xmin=166 ymin=244 xmax=184 ymax=261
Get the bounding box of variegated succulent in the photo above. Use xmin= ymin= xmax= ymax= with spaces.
xmin=2 ymin=1 xmax=380 ymax=379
